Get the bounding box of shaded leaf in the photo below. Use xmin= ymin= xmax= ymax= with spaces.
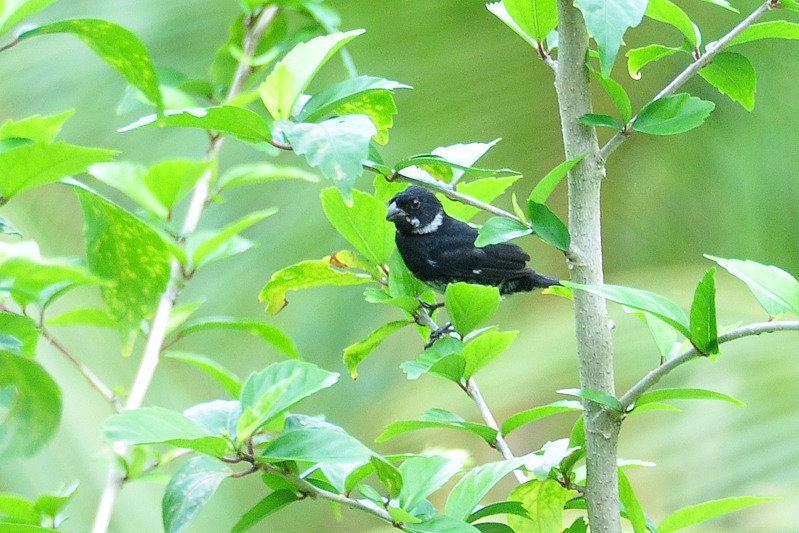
xmin=461 ymin=329 xmax=518 ymax=379
xmin=508 ymin=479 xmax=573 ymax=533
xmin=578 ymin=113 xmax=623 ymax=129
xmin=0 ymin=0 xmax=56 ymax=36
xmin=20 ymin=19 xmax=163 ymax=114
xmin=689 ymin=268 xmax=718 ymax=354
xmin=162 ymin=456 xmax=230 ymax=533
xmin=529 ymin=154 xmax=586 ymax=204
xmin=321 ymin=187 xmax=394 ymax=265
xmin=399 ymin=455 xmax=463 ymax=512
xmin=467 ymin=501 xmax=529 ymax=523
xmin=445 ymin=458 xmax=528 ymax=520
xmin=646 ymin=0 xmax=700 ymax=47
xmin=403 ymin=515 xmax=481 ymax=533
xmin=618 ymin=470 xmax=646 ymax=533
xmin=595 ymin=74 xmax=633 ymax=122
xmin=487 ymin=2 xmax=539 ymax=49
xmin=558 ymin=387 xmax=623 ymax=412
xmin=634 ymin=387 xmax=745 ymax=409
xmin=0 ymin=110 xmax=74 ymax=143
xmin=627 ymin=44 xmax=683 ymax=78
xmin=164 ymin=351 xmax=243 ymax=398
xmin=281 ymin=115 xmax=376 ymax=198
xmin=188 ymin=209 xmax=276 ymax=268
xmin=217 ymin=162 xmax=319 ymax=190
xmin=46 ymin=306 xmax=116 ymax=328
xmin=727 ymin=20 xmax=799 ymax=46
xmin=574 ymin=0 xmax=647 ymax=76
xmin=503 ymin=0 xmax=558 ymax=41
xmin=231 ymin=490 xmax=300 ymax=533
xmin=376 ymin=408 xmax=498 ymax=444
xmin=441 ymin=176 xmax=521 ymax=222
xmin=632 ymin=93 xmax=715 ymax=135
xmin=178 ymin=316 xmax=298 ymax=359
xmin=260 ymin=427 xmax=372 ymax=464
xmin=0 ymin=352 xmax=61 ymax=458
xmin=705 ymin=255 xmax=799 ymax=316
xmin=0 ymin=313 xmax=40 ymax=356
xmin=475 ymin=217 xmax=532 ymax=247
xmin=528 ymin=201 xmax=570 ymax=251
xmin=299 ymin=75 xmax=409 ymax=121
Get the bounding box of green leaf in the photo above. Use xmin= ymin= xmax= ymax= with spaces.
xmin=231 ymin=490 xmax=300 ymax=533
xmin=558 ymin=387 xmax=623 ymax=412
xmin=445 ymin=458 xmax=528 ymax=520
xmin=445 ymin=282 xmax=501 ymax=336
xmin=260 ymin=29 xmax=365 ymax=119
xmin=162 ymin=456 xmax=230 ymax=533
xmin=298 ymin=76 xmax=409 ymax=121
xmin=634 ymin=387 xmax=745 ymax=409
xmin=20 ymin=19 xmax=163 ymax=115
xmin=164 ymin=351 xmax=242 ymax=398
xmin=86 ymin=161 xmax=162 ymax=216
xmin=404 ymin=515 xmax=481 ymax=533
xmin=563 ymin=281 xmax=691 ymax=337
xmin=574 ymin=0 xmax=647 ymax=76
xmin=76 ymin=188 xmax=172 ymax=347
xmin=657 ymin=496 xmax=776 ymax=533
xmin=486 ymin=2 xmax=539 ymax=49
xmin=594 ymin=74 xmax=633 ymax=122
xmin=376 ymin=408 xmax=498 ymax=444
xmin=144 ymin=159 xmax=210 ymax=215
xmin=103 ymin=406 xmax=230 ymax=456
xmin=396 ymin=145 xmax=519 ymax=184
xmin=699 ymin=52 xmax=756 ymax=111
xmin=217 ymin=162 xmax=319 ymax=190
xmin=0 ymin=352 xmax=61 ymax=458
xmin=578 ymin=114 xmax=623 ymax=129
xmin=46 ymin=306 xmax=116 ymax=328
xmin=626 ymin=45 xmax=683 ymax=78
xmin=0 ymin=525 xmax=58 ymax=532
xmin=619 ymin=470 xmax=646 ymax=533
xmin=528 ymin=201 xmax=570 ymax=251
xmin=320 ymin=187 xmax=394 ymax=265
xmin=467 ymin=501 xmax=529 ymax=523
xmin=462 ymin=329 xmax=518 ymax=379
xmin=0 ymin=110 xmax=74 ymax=143
xmin=508 ymin=479 xmax=573 ymax=533
xmin=259 ymin=251 xmax=371 ymax=314
xmin=632 ymin=93 xmax=715 ymax=136
xmin=0 ymin=313 xmax=39 ymax=356
xmin=119 ymin=105 xmax=272 ymax=142
xmin=281 ymin=115 xmax=376 ymax=198
xmin=188 ymin=209 xmax=276 ymax=268
xmin=178 ymin=316 xmax=298 ymax=359
xmin=335 ymin=89 xmax=399 ymax=145
xmin=501 ymin=400 xmax=583 ymax=436
xmin=0 ymin=493 xmax=41 ymax=525
xmin=475 ymin=217 xmax=532 ymax=247
xmin=260 ymin=427 xmax=372 ymax=465
xmin=399 ymin=455 xmax=463 ymax=512
xmin=343 ymin=320 xmax=411 ymax=379
xmin=1 ymin=1 xmax=54 ymax=36
xmin=646 ymin=0 xmax=700 ymax=47
xmin=0 ymin=253 xmax=102 ymax=308
xmin=727 ymin=20 xmax=799 ymax=47
xmin=689 ymin=268 xmax=718 ymax=354
xmin=503 ymin=0 xmax=558 ymax=41
xmin=0 ymin=142 xmax=116 ymax=201
xmin=529 ymin=154 xmax=586 ymax=204
xmin=705 ymin=255 xmax=799 ymax=316
xmin=238 ymin=360 xmax=339 ymax=439
xmin=441 ymin=176 xmax=521 ymax=221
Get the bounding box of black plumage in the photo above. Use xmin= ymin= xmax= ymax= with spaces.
xmin=386 ymin=185 xmax=559 ymax=295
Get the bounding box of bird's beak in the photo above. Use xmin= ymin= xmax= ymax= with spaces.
xmin=386 ymin=202 xmax=404 ymax=222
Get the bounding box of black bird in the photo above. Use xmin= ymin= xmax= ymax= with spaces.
xmin=386 ymin=186 xmax=559 ymax=295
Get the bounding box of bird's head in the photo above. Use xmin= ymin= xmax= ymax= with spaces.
xmin=386 ymin=186 xmax=445 ymax=235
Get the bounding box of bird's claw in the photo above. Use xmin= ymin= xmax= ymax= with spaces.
xmin=424 ymin=322 xmax=454 ymax=349
xmin=420 ymin=300 xmax=444 ymax=312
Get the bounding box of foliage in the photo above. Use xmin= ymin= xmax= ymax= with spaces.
xmin=0 ymin=0 xmax=797 ymax=532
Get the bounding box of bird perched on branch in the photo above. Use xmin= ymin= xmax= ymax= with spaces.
xmin=386 ymin=185 xmax=559 ymax=295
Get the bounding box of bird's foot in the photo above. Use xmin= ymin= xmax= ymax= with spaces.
xmin=420 ymin=300 xmax=444 ymax=312
xmin=425 ymin=322 xmax=454 ymax=349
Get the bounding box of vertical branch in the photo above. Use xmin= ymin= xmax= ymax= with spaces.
xmin=90 ymin=7 xmax=279 ymax=533
xmin=554 ymin=1 xmax=621 ymax=532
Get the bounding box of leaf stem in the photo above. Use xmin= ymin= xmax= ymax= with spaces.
xmin=620 ymin=320 xmax=799 ymax=410
xmin=90 ymin=7 xmax=279 ymax=533
xmin=599 ymin=0 xmax=776 ymax=161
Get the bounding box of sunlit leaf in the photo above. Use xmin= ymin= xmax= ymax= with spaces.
xmin=689 ymin=268 xmax=718 ymax=354
xmin=343 ymin=320 xmax=411 ymax=379
xmin=178 ymin=316 xmax=298 ymax=359
xmin=20 ymin=19 xmax=163 ymax=114
xmin=399 ymin=455 xmax=463 ymax=512
xmin=487 ymin=2 xmax=539 ymax=48
xmin=188 ymin=209 xmax=276 ymax=268
xmin=376 ymin=408 xmax=498 ymax=443
xmin=475 ymin=217 xmax=532 ymax=247
xmin=0 ymin=110 xmax=74 ymax=143
xmin=321 ymin=187 xmax=394 ymax=265
xmin=632 ymin=93 xmax=715 ymax=135
xmin=578 ymin=114 xmax=623 ymax=129
xmin=0 ymin=0 xmax=56 ymax=37
xmin=503 ymin=0 xmax=558 ymax=41
xmin=634 ymin=387 xmax=745 ymax=409
xmin=558 ymin=387 xmax=623 ymax=412
xmin=646 ymin=0 xmax=700 ymax=47
xmin=462 ymin=329 xmax=517 ymax=379
xmin=727 ymin=20 xmax=799 ymax=47
xmin=699 ymin=52 xmax=756 ymax=111
xmin=574 ymin=0 xmax=647 ymax=76
xmin=259 ymin=252 xmax=371 ymax=315
xmin=705 ymin=255 xmax=799 ymax=316
xmin=441 ymin=176 xmax=521 ymax=222
xmin=259 ymin=29 xmax=365 ymax=119
xmin=445 ymin=458 xmax=528 ymax=520
xmin=501 ymin=400 xmax=583 ymax=436
xmin=657 ymin=496 xmax=776 ymax=533
xmin=260 ymin=427 xmax=372 ymax=464
xmin=0 ymin=142 xmax=116 ymax=202
xmin=217 ymin=162 xmax=319 ymax=190
xmin=626 ymin=44 xmax=683 ymax=78
xmin=445 ymin=282 xmax=501 ymax=336
xmin=119 ymin=106 xmax=272 ymax=142
xmin=0 ymin=313 xmax=40 ymax=356
xmin=508 ymin=479 xmax=573 ymax=533
xmin=162 ymin=456 xmax=230 ymax=533
xmin=164 ymin=351 xmax=243 ymax=397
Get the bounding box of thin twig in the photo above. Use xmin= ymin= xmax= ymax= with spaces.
xmin=91 ymin=7 xmax=280 ymax=533
xmin=599 ymin=0 xmax=776 ymax=160
xmin=41 ymin=327 xmax=120 ymax=410
xmin=620 ymin=320 xmax=799 ymax=410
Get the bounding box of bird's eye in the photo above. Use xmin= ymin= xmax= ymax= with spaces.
xmin=410 ymin=199 xmax=421 ymax=209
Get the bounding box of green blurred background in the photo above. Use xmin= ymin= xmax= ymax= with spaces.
xmin=1 ymin=0 xmax=798 ymax=531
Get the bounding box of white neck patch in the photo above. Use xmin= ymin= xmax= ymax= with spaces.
xmin=412 ymin=211 xmax=444 ymax=234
